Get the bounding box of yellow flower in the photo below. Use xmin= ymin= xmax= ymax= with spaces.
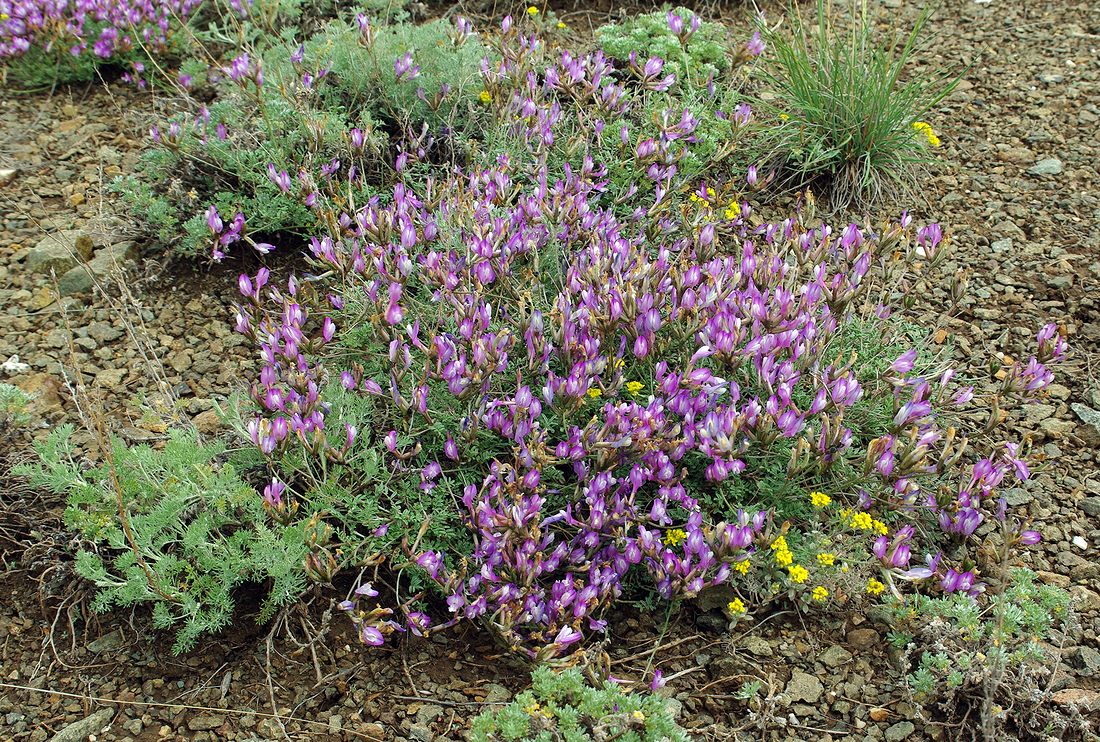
xmin=788 ymin=564 xmax=809 ymax=583
xmin=587 ymin=387 xmax=602 ymax=399
xmin=727 ymin=598 xmax=746 ymax=614
xmin=872 ymin=519 xmax=888 ymax=536
xmin=770 ymin=536 xmax=793 ymax=566
xmin=866 ymin=578 xmax=886 ymax=596
xmin=625 ymin=380 xmax=644 ymax=396
xmin=523 ymin=701 xmax=541 ymax=714
xmin=779 ymin=113 xmax=790 ymax=121
xmin=526 ymin=5 xmax=539 ymax=15
xmin=723 ymin=200 xmax=741 ymax=220
xmin=610 ymin=356 xmax=625 ymax=371
xmin=665 ymin=528 xmax=687 ymax=547
xmin=911 ymin=121 xmax=941 ymax=147
xmin=631 ymin=710 xmax=646 ymax=722
xmin=850 ymin=512 xmax=874 ymax=531
xmin=478 ymin=90 xmax=492 ymax=104
xmin=557 ymin=21 xmax=566 ymax=29
xmin=0 ymin=12 xmax=8 ymax=20
xmin=809 ymin=491 xmax=831 ymax=508
xmin=816 ymin=552 xmax=835 ymax=566
xmin=811 ymin=586 xmax=828 ymax=601
xmin=733 ymin=558 xmax=750 ymax=575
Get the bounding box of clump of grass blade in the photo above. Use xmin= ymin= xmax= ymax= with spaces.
xmin=750 ymin=0 xmax=961 ymax=210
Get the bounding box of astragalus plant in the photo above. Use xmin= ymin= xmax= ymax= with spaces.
xmin=231 ymin=11 xmax=1063 ymax=663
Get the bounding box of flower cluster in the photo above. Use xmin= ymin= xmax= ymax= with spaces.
xmin=911 ymin=120 xmax=941 ymax=147
xmin=218 ymin=14 xmax=1065 ymax=660
xmin=0 ymin=0 xmax=247 ymax=60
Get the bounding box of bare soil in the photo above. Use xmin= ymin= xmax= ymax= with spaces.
xmin=0 ymin=0 xmax=1098 ymax=740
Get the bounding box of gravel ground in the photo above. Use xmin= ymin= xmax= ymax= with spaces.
xmin=0 ymin=0 xmax=1099 ymax=740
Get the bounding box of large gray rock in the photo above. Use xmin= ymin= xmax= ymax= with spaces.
xmin=885 ymin=721 xmax=915 ymax=741
xmin=49 ymin=708 xmax=114 ymax=742
xmin=57 ymin=241 xmax=138 ymax=296
xmin=26 ymin=230 xmax=92 ymax=274
xmin=785 ymin=670 xmax=823 ymax=703
xmin=1027 ymin=157 xmax=1063 ymax=175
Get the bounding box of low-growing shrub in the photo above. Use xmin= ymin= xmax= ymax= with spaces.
xmin=596 ymin=6 xmax=740 ymax=83
xmin=470 ymin=666 xmax=688 ymax=742
xmin=749 ymin=0 xmax=959 ymax=207
xmin=116 ymin=13 xmax=487 ymax=257
xmin=884 ymin=569 xmax=1086 ymax=740
xmin=147 ymin=13 xmax=1061 ymax=665
xmin=0 ymin=382 xmax=32 ymax=431
xmin=0 ymin=0 xmax=248 ymax=87
xmin=16 ymin=426 xmax=309 ymax=652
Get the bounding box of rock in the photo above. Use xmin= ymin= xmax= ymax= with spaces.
xmin=187 ymin=714 xmax=225 ymax=731
xmin=1070 ymin=585 xmax=1100 ymax=613
xmin=57 ymin=265 xmax=97 ymax=296
xmin=87 ymin=629 xmax=124 ymax=653
xmin=1081 ymin=498 xmax=1100 ymax=518
xmin=361 ymin=722 xmax=386 ymax=740
xmin=408 ymin=724 xmax=433 ymax=742
xmin=93 ymin=240 xmax=139 ymax=264
xmin=0 ymin=168 xmax=16 ymax=186
xmin=742 ymin=635 xmax=773 ymax=657
xmin=1047 ymin=383 xmax=1071 ymax=400
xmin=87 ymin=322 xmax=123 ymax=344
xmin=1037 ymin=570 xmax=1071 ymax=588
xmin=695 ymin=611 xmax=727 ymax=633
xmin=820 ymin=645 xmax=852 ymax=669
xmin=1039 ymin=72 xmax=1064 ymax=84
xmin=57 ymin=242 xmax=138 ymax=296
xmin=1003 ymin=488 xmax=1031 ymax=506
xmin=885 ymin=720 xmax=916 ymax=741
xmin=1072 ymin=536 xmax=1089 ymax=550
xmin=1071 ymin=404 xmax=1100 ymax=434
xmin=847 ymin=627 xmax=880 ymax=650
xmin=360 ymin=721 xmax=387 ymax=738
xmin=1073 ymin=646 xmax=1100 ymax=674
xmin=786 ymin=671 xmax=823 ymax=703
xmin=95 ymin=369 xmax=126 ymax=388
xmin=14 ymin=373 xmax=63 ymax=413
xmin=26 ymin=230 xmax=86 ymax=275
xmin=415 ymin=704 xmax=443 ymax=726
xmin=49 ymin=708 xmax=114 ymax=742
xmin=869 ymin=707 xmax=891 ymax=721
xmin=1051 ymin=688 xmax=1100 ymax=712
xmin=193 ymin=409 xmax=223 ymax=435
xmin=1039 ymin=417 xmax=1075 ymax=437
xmin=1027 ymin=158 xmax=1063 ymax=176
xmin=170 ymin=351 xmax=192 ymax=374
xmin=484 ymin=683 xmax=511 ymax=704
xmin=664 ymin=697 xmax=683 ymax=719
xmin=1024 ymin=404 xmax=1055 ymax=423
xmin=0 ymin=355 xmax=30 ymax=375
xmin=695 ymin=584 xmax=740 ymax=612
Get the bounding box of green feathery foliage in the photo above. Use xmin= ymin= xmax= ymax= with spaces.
xmin=470 ymin=666 xmax=689 ymax=742
xmin=16 ymin=427 xmax=308 ymax=653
